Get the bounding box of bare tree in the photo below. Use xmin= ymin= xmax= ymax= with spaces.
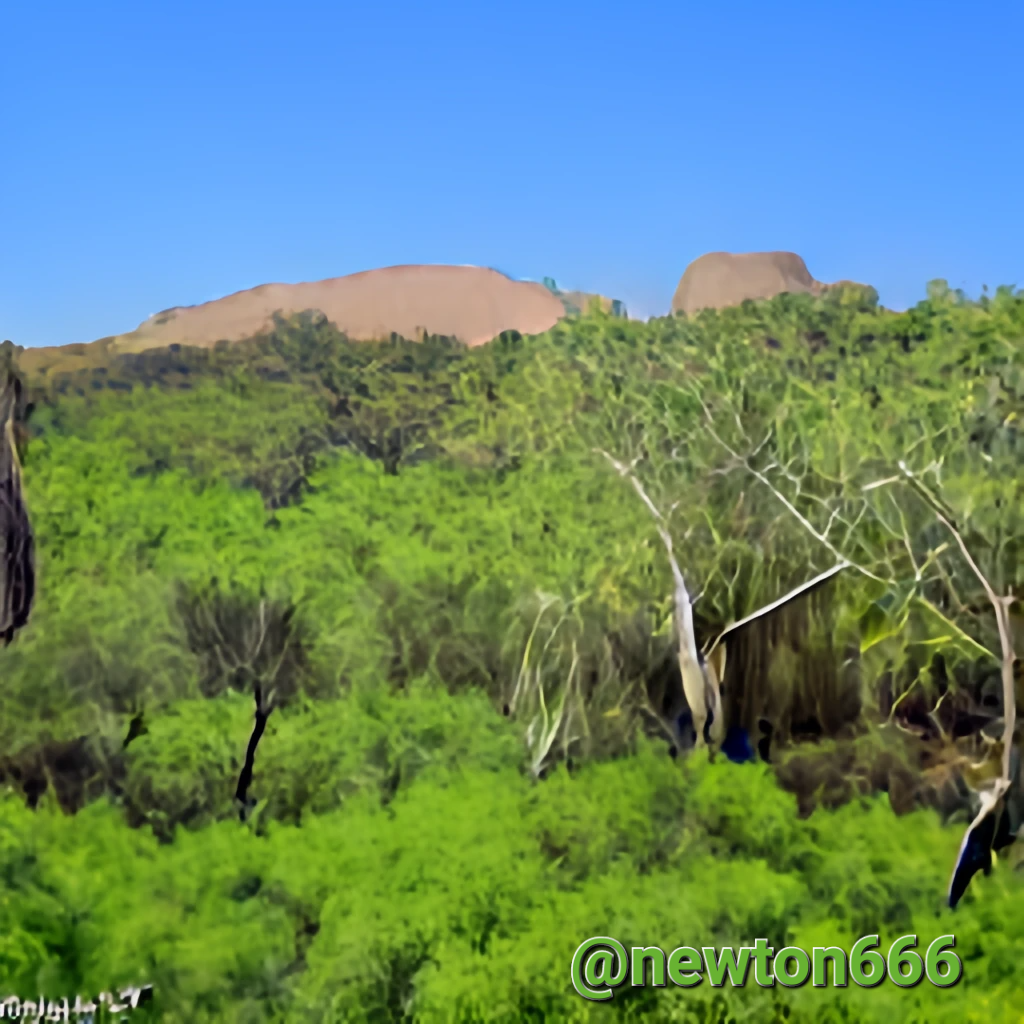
xmin=596 ymin=449 xmax=723 ymax=750
xmin=177 ymin=584 xmax=306 ymax=819
xmin=688 ymin=380 xmax=1019 ymax=906
xmin=895 ymin=464 xmax=1018 ymax=907
xmin=594 ymin=445 xmax=855 ymax=757
xmin=0 ymin=368 xmax=35 ymax=646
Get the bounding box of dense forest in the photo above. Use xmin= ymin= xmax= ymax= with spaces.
xmin=2 ymin=280 xmax=1022 ymax=1022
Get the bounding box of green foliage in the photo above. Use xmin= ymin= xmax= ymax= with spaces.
xmin=121 ymin=681 xmax=523 ymax=834
xmin=2 ymin=283 xmax=1023 ymax=1018
xmin=3 ymin=739 xmax=1024 ymax=1021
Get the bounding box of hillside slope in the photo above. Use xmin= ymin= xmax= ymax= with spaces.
xmin=96 ymin=265 xmax=568 ymax=352
xmin=2 ymin=281 xmax=1023 ymax=1022
xmin=16 ymin=264 xmax=630 ymax=377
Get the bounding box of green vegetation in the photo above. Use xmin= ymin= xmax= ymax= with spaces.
xmin=2 ymin=283 xmax=1022 ymax=1021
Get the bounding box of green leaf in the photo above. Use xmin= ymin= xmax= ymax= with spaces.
xmin=858 ymin=583 xmax=915 ymax=653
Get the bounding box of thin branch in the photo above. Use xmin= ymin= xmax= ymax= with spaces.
xmin=703 ymin=561 xmax=850 ymax=657
xmin=862 ymin=475 xmax=902 ymax=492
xmin=696 ymin=404 xmax=889 ymax=586
xmin=898 ymin=461 xmax=1017 ymax=781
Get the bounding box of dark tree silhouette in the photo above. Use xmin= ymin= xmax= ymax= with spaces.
xmin=0 ymin=364 xmax=35 ymax=645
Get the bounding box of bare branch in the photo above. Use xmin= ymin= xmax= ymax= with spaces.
xmin=697 ymin=406 xmax=889 ymax=585
xmin=703 ymin=561 xmax=851 ymax=657
xmin=898 ymin=461 xmax=1017 ymax=781
xmin=862 ymin=475 xmax=902 ymax=492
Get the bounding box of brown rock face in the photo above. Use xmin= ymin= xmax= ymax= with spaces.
xmin=671 ymin=251 xmax=825 ymax=316
xmin=104 ymin=264 xmax=571 ymax=353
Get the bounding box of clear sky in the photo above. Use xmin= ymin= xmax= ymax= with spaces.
xmin=2 ymin=1 xmax=1022 ymax=347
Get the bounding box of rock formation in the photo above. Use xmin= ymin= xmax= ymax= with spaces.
xmin=102 ymin=265 xmax=574 ymax=353
xmin=671 ymin=251 xmax=873 ymax=315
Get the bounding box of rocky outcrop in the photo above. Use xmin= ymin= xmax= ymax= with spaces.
xmin=103 ymin=265 xmax=573 ymax=353
xmin=671 ymin=251 xmax=873 ymax=315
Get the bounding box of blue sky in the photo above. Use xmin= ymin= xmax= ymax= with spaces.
xmin=2 ymin=1 xmax=1022 ymax=347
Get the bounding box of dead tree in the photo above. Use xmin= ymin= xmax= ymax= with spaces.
xmin=177 ymin=583 xmax=307 ymax=820
xmin=697 ymin=393 xmax=1019 ymax=906
xmin=596 ymin=449 xmax=851 ymax=756
xmin=893 ymin=465 xmax=1019 ymax=907
xmin=0 ymin=369 xmax=35 ymax=645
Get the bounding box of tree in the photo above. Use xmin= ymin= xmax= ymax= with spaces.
xmin=0 ymin=350 xmax=35 ymax=645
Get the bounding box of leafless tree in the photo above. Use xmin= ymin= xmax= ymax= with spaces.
xmin=0 ymin=369 xmax=35 ymax=646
